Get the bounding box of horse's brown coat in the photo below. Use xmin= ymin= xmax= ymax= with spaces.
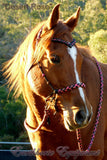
xmin=3 ymin=4 xmax=107 ymax=160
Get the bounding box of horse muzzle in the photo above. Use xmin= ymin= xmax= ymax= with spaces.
xmin=63 ymin=107 xmax=93 ymax=131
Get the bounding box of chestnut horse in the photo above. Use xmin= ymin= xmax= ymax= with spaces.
xmin=4 ymin=4 xmax=107 ymax=160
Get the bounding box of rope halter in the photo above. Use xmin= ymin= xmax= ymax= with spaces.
xmin=24 ymin=26 xmax=104 ymax=154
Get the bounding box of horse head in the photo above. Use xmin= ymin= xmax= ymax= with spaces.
xmin=4 ymin=4 xmax=93 ymax=132
xmin=26 ymin=4 xmax=93 ymax=131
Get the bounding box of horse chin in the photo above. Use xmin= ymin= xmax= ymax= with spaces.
xmin=64 ymin=118 xmax=90 ymax=132
xmin=64 ymin=118 xmax=75 ymax=131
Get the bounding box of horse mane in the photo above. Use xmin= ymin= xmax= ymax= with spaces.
xmin=3 ymin=21 xmax=43 ymax=96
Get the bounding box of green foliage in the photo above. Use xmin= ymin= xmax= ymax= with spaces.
xmin=0 ymin=25 xmax=5 ymax=38
xmin=0 ymin=134 xmax=14 ymax=142
xmin=0 ymin=86 xmax=26 ymax=139
xmin=0 ymin=135 xmax=14 ymax=149
xmin=16 ymin=132 xmax=29 ymax=142
xmin=88 ymin=29 xmax=107 ymax=63
xmin=100 ymin=0 xmax=107 ymax=9
xmin=76 ymin=0 xmax=107 ymax=44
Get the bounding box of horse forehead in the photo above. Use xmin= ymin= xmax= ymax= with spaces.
xmin=67 ymin=46 xmax=77 ymax=62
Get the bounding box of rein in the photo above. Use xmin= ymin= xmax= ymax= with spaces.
xmin=24 ymin=27 xmax=104 ymax=153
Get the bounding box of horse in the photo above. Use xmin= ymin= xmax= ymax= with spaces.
xmin=3 ymin=4 xmax=107 ymax=160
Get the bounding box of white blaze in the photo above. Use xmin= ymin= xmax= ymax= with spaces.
xmin=67 ymin=46 xmax=88 ymax=115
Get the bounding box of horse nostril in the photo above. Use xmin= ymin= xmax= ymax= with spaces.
xmin=75 ymin=110 xmax=86 ymax=125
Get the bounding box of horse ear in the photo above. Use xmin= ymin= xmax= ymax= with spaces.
xmin=64 ymin=7 xmax=80 ymax=31
xmin=47 ymin=4 xmax=60 ymax=30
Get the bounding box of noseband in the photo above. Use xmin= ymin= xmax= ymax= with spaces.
xmin=24 ymin=26 xmax=104 ymax=154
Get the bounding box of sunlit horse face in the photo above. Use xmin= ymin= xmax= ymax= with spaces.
xmin=27 ymin=5 xmax=92 ymax=131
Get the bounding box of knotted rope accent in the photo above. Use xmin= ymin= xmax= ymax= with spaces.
xmin=54 ymin=83 xmax=85 ymax=94
xmin=52 ymin=38 xmax=76 ymax=48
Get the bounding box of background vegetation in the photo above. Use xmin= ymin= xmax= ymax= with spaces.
xmin=0 ymin=0 xmax=106 ymax=147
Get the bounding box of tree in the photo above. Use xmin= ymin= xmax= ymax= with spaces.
xmin=0 ymin=86 xmax=26 ymax=138
xmin=88 ymin=29 xmax=107 ymax=63
xmin=76 ymin=0 xmax=107 ymax=44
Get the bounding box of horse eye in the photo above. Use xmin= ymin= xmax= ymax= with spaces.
xmin=50 ymin=55 xmax=60 ymax=64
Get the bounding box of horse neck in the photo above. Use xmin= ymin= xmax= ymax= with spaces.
xmin=23 ymin=80 xmax=46 ymax=128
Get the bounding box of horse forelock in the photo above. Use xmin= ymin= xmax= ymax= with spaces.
xmin=33 ymin=21 xmax=69 ymax=63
